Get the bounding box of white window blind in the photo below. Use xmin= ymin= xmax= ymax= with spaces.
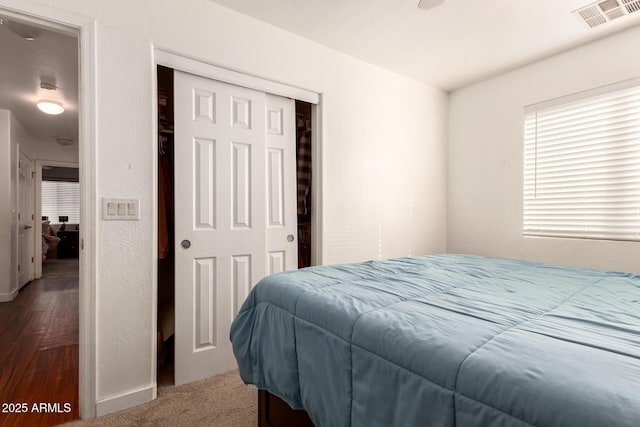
xmin=524 ymin=80 xmax=640 ymax=242
xmin=42 ymin=181 xmax=80 ymax=224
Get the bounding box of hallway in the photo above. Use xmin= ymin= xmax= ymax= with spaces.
xmin=0 ymin=259 xmax=79 ymax=426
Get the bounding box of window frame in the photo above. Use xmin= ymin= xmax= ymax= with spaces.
xmin=41 ymin=179 xmax=81 ymax=225
xmin=523 ymin=77 xmax=640 ymax=242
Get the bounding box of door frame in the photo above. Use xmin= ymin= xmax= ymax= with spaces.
xmin=0 ymin=0 xmax=98 ymax=419
xmin=34 ymin=159 xmax=80 ymax=279
xmin=153 ymin=49 xmax=324 ymax=377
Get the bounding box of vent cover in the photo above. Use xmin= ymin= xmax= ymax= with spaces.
xmin=574 ymin=0 xmax=640 ymax=28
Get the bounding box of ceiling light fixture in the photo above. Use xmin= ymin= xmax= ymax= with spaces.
xmin=40 ymin=82 xmax=57 ymax=90
xmin=418 ymin=0 xmax=445 ymax=10
xmin=37 ymin=100 xmax=65 ymax=115
xmin=0 ymin=17 xmax=44 ymax=40
xmin=56 ymin=138 xmax=73 ymax=146
xmin=37 ymin=81 xmax=64 ymax=114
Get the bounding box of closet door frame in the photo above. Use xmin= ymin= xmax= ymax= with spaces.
xmin=155 ymin=51 xmax=320 ymax=105
xmin=153 ymin=48 xmax=324 ymax=371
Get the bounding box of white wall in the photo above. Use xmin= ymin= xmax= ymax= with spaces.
xmin=32 ymin=138 xmax=78 ymax=163
xmin=448 ymin=25 xmax=640 ymax=274
xmin=0 ymin=111 xmax=14 ymax=301
xmin=11 ymin=113 xmax=35 ymax=160
xmin=28 ymin=0 xmax=448 ymax=414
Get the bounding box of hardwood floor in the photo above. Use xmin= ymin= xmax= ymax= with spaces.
xmin=0 ymin=259 xmax=79 ymax=427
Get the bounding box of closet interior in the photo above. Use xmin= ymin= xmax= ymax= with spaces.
xmin=155 ymin=66 xmax=314 ymax=383
xmin=157 ymin=65 xmax=175 ymax=386
xmin=296 ymin=100 xmax=313 ymax=268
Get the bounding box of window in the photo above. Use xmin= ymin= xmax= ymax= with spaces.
xmin=524 ymin=79 xmax=640 ymax=242
xmin=42 ymin=180 xmax=80 ymax=224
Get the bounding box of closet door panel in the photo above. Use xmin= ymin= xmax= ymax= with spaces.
xmin=174 ymin=70 xmax=266 ymax=385
xmin=265 ymin=94 xmax=298 ymax=275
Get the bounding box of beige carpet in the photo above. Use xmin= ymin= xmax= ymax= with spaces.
xmin=64 ymin=371 xmax=257 ymax=427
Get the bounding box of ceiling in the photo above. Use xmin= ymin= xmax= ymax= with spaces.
xmin=1 ymin=2 xmax=637 ymax=143
xmin=209 ymin=0 xmax=640 ymax=91
xmin=0 ymin=17 xmax=78 ymax=144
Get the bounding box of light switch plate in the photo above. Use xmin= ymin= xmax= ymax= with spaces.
xmin=102 ymin=198 xmax=140 ymax=220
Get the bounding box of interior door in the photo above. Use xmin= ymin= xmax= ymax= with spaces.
xmin=265 ymin=94 xmax=297 ymax=274
xmin=173 ymin=70 xmax=298 ymax=385
xmin=18 ymin=149 xmax=35 ymax=288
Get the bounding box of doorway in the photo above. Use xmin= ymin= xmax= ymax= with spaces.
xmin=155 ymin=57 xmax=321 ymax=387
xmin=39 ymin=163 xmax=81 ymax=276
xmin=0 ymin=9 xmax=82 ymax=425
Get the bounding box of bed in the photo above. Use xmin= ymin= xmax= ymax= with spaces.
xmin=230 ymin=254 xmax=640 ymax=427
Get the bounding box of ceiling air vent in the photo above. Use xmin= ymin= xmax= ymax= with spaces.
xmin=573 ymin=0 xmax=640 ymax=28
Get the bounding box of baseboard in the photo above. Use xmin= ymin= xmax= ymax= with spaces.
xmin=95 ymin=384 xmax=155 ymax=417
xmin=0 ymin=288 xmax=18 ymax=302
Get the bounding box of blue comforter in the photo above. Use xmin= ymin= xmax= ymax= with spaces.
xmin=230 ymin=254 xmax=640 ymax=426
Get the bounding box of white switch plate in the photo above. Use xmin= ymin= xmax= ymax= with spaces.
xmin=102 ymin=198 xmax=140 ymax=220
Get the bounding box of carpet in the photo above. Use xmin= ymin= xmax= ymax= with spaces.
xmin=63 ymin=371 xmax=257 ymax=427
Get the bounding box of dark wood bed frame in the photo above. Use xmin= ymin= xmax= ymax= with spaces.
xmin=258 ymin=390 xmax=315 ymax=427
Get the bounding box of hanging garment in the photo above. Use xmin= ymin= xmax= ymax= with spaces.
xmin=297 ymin=124 xmax=312 ymax=215
xmin=158 ymin=141 xmax=171 ymax=259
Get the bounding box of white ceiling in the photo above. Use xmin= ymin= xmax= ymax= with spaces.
xmin=0 ymin=17 xmax=78 ymax=144
xmin=1 ymin=1 xmax=637 ymax=145
xmin=209 ymin=0 xmax=640 ymax=91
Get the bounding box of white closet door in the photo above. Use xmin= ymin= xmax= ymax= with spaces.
xmin=265 ymin=94 xmax=297 ymax=274
xmin=18 ymin=149 xmax=34 ymax=288
xmin=173 ymin=70 xmax=298 ymax=385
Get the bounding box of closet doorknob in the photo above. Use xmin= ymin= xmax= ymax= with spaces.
xmin=287 ymin=234 xmax=295 ymax=243
xmin=181 ymin=239 xmax=191 ymax=249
